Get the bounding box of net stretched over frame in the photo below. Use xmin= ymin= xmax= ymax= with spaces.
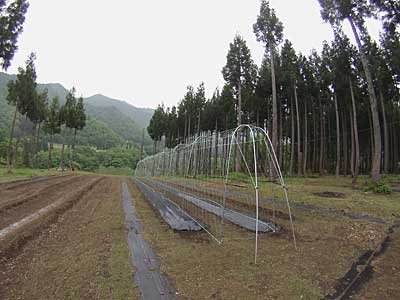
xmin=135 ymin=124 xmax=296 ymax=263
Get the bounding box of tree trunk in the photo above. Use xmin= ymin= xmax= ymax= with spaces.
xmin=303 ymin=100 xmax=308 ymax=175
xmin=334 ymin=94 xmax=340 ymax=177
xmin=380 ymin=91 xmax=389 ymax=174
xmin=197 ymin=111 xmax=201 ymax=135
xmin=294 ymin=83 xmax=301 ymax=176
xmin=279 ymin=102 xmax=283 ymax=169
xmin=188 ymin=115 xmax=191 ymax=138
xmin=60 ymin=127 xmax=66 ymax=171
xmin=184 ymin=114 xmax=187 ymax=141
xmin=350 ymin=110 xmax=355 ymax=176
xmin=235 ymin=82 xmax=242 ymax=173
xmin=34 ymin=123 xmax=41 ymax=167
xmin=350 ymin=78 xmax=360 ymax=184
xmin=289 ymin=98 xmax=295 ymax=175
xmin=14 ymin=140 xmax=19 ymax=167
xmin=48 ymin=139 xmax=53 ymax=170
xmin=319 ymin=99 xmax=324 ymax=176
xmin=70 ymin=128 xmax=77 ymax=171
xmin=348 ymin=16 xmax=382 ymax=183
xmin=342 ymin=111 xmax=348 ymax=176
xmin=7 ymin=106 xmax=18 ymax=173
xmin=270 ymin=47 xmax=278 ymax=164
xmin=312 ymin=109 xmax=317 ymax=173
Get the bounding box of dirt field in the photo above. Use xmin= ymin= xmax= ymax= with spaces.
xmin=126 ymin=177 xmax=400 ymax=300
xmin=0 ymin=173 xmax=398 ymax=300
xmin=0 ymin=175 xmax=137 ymax=300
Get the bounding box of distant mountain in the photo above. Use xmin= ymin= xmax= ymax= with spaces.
xmin=85 ymin=94 xmax=153 ymax=128
xmin=0 ymin=72 xmax=154 ymax=150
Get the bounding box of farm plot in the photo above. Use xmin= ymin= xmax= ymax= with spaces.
xmin=130 ymin=176 xmax=400 ymax=299
xmin=0 ymin=175 xmax=137 ymax=300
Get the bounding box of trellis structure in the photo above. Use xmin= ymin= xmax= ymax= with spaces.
xmin=135 ymin=124 xmax=296 ymax=263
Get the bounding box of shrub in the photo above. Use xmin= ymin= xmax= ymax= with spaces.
xmin=364 ymin=182 xmax=392 ymax=194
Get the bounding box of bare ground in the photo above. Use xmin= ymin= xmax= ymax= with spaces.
xmin=0 ymin=175 xmax=92 ymax=229
xmin=0 ymin=176 xmax=137 ymax=300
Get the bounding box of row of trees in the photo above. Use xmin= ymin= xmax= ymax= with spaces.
xmin=6 ymin=53 xmax=86 ymax=172
xmin=148 ymin=0 xmax=399 ymax=182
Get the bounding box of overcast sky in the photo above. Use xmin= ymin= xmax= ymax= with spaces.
xmin=8 ymin=0 xmax=381 ymax=109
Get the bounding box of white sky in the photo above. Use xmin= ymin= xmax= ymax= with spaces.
xmin=8 ymin=0 xmax=382 ymax=109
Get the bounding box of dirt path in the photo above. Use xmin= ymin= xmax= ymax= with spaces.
xmin=0 ymin=175 xmax=94 ymax=229
xmin=0 ymin=176 xmax=137 ymax=300
xmin=122 ymin=180 xmax=176 ymax=300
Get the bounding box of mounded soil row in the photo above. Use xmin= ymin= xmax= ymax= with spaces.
xmin=0 ymin=175 xmax=83 ymax=212
xmin=0 ymin=173 xmax=70 ymax=191
xmin=0 ymin=176 xmax=103 ymax=254
xmin=0 ymin=175 xmax=96 ymax=230
xmin=0 ymin=176 xmax=137 ymax=300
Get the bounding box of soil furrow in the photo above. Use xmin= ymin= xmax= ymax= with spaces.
xmin=0 ymin=174 xmax=74 ymax=203
xmin=0 ymin=175 xmax=95 ymax=230
xmin=0 ymin=177 xmax=137 ymax=300
xmin=0 ymin=175 xmax=83 ymax=211
xmin=0 ymin=174 xmax=69 ymax=191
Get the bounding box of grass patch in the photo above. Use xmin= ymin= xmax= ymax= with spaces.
xmin=0 ymin=167 xmax=58 ymax=183
xmin=126 ymin=178 xmax=388 ymax=299
xmin=97 ymin=166 xmax=134 ymax=176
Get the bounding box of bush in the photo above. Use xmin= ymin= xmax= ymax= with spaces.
xmin=364 ymin=182 xmax=392 ymax=194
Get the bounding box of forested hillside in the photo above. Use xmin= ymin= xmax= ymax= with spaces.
xmin=0 ymin=72 xmax=153 ymax=150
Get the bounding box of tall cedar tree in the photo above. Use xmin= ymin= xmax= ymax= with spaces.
xmin=222 ymin=35 xmax=257 ymax=172
xmin=253 ymin=0 xmax=284 ymax=161
xmin=0 ymin=0 xmax=29 ymax=70
xmin=31 ymin=89 xmax=49 ymax=166
xmin=70 ymin=96 xmax=86 ymax=170
xmin=318 ymin=0 xmax=382 ymax=182
xmin=222 ymin=35 xmax=257 ymax=126
xmin=6 ymin=52 xmax=37 ymax=172
xmin=59 ymin=88 xmax=76 ymax=170
xmin=43 ymin=96 xmax=62 ymax=169
xmin=147 ymin=104 xmax=166 ymax=153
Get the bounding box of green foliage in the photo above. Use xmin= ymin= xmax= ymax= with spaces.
xmin=253 ymin=0 xmax=284 ymax=49
xmin=97 ymin=166 xmax=134 ymax=176
xmin=97 ymin=147 xmax=140 ymax=169
xmin=85 ymin=94 xmax=153 ymax=128
xmin=35 ymin=146 xmax=140 ymax=173
xmin=43 ymin=96 xmax=62 ymax=136
xmin=364 ymin=182 xmax=392 ymax=194
xmin=222 ymin=35 xmax=257 ymax=124
xmin=6 ymin=52 xmax=37 ymax=116
xmin=227 ymin=172 xmax=252 ymax=184
xmin=0 ymin=0 xmax=29 ymax=70
xmin=0 ymin=72 xmax=154 ymax=153
xmin=74 ymin=118 xmax=122 ymax=149
xmin=147 ymin=104 xmax=166 ymax=141
xmin=85 ymin=104 xmax=152 ymax=147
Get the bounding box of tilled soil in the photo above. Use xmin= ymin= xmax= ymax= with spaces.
xmin=0 ymin=176 xmax=137 ymax=300
xmin=0 ymin=175 xmax=78 ymax=211
xmin=0 ymin=174 xmax=74 ymax=208
xmin=0 ymin=175 xmax=94 ymax=229
xmin=0 ymin=174 xmax=69 ymax=192
xmin=352 ymin=224 xmax=400 ymax=300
